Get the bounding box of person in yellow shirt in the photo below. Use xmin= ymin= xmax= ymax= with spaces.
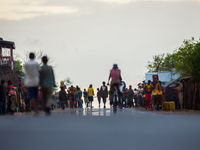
xmin=88 ymin=84 xmax=94 ymax=108
xmin=152 ymin=75 xmax=159 ymax=110
xmin=152 ymin=79 xmax=163 ymax=111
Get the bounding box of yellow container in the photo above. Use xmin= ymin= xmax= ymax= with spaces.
xmin=168 ymin=102 xmax=175 ymax=111
xmin=163 ymin=101 xmax=175 ymax=111
xmin=163 ymin=102 xmax=169 ymax=111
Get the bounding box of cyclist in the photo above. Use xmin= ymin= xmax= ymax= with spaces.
xmin=107 ymin=64 xmax=122 ymax=105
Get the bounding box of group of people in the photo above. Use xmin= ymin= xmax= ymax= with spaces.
xmin=56 ymin=64 xmax=135 ymax=110
xmin=136 ymin=76 xmax=165 ymax=110
xmin=57 ymin=84 xmax=95 ymax=109
xmin=0 ymin=52 xmax=56 ymax=115
xmin=0 ymin=59 xmax=171 ymax=116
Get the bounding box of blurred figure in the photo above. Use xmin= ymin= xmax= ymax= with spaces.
xmin=144 ymin=80 xmax=153 ymax=110
xmin=59 ymin=87 xmax=67 ymax=110
xmin=24 ymin=52 xmax=40 ymax=116
xmin=0 ymin=80 xmax=6 ymax=115
xmin=39 ymin=56 xmax=56 ymax=115
xmin=83 ymin=89 xmax=89 ymax=108
xmin=138 ymin=84 xmax=144 ymax=107
xmin=100 ymin=81 xmax=108 ymax=108
xmin=22 ymin=87 xmax=30 ymax=112
xmin=127 ymin=85 xmax=134 ymax=108
xmin=18 ymin=83 xmax=25 ymax=112
xmin=122 ymin=87 xmax=129 ymax=108
xmin=175 ymin=81 xmax=183 ymax=109
xmin=75 ymin=87 xmax=82 ymax=108
xmin=157 ymin=81 xmax=164 ymax=110
xmin=7 ymin=82 xmax=17 ymax=115
xmin=88 ymin=84 xmax=94 ymax=108
xmin=108 ymin=64 xmax=122 ymax=103
xmin=152 ymin=77 xmax=163 ymax=111
xmin=134 ymin=88 xmax=138 ymax=107
xmin=97 ymin=88 xmax=101 ymax=108
xmin=68 ymin=86 xmax=76 ymax=108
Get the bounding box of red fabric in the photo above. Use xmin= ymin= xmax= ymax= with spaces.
xmin=9 ymin=89 xmax=16 ymax=96
xmin=145 ymin=93 xmax=152 ymax=108
xmin=8 ymin=85 xmax=13 ymax=90
xmin=153 ymin=75 xmax=159 ymax=81
xmin=110 ymin=69 xmax=121 ymax=81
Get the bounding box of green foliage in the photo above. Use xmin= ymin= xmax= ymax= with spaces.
xmin=14 ymin=60 xmax=24 ymax=76
xmin=147 ymin=38 xmax=200 ymax=80
xmin=175 ymin=38 xmax=200 ymax=79
xmin=147 ymin=53 xmax=166 ymax=72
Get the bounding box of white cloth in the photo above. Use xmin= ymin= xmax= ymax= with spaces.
xmin=24 ymin=60 xmax=40 ymax=87
xmin=102 ymin=86 xmax=106 ymax=91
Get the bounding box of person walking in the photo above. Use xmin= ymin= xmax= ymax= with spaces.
xmin=133 ymin=88 xmax=138 ymax=107
xmin=75 ymin=87 xmax=82 ymax=108
xmin=24 ymin=52 xmax=40 ymax=115
xmin=97 ymin=88 xmax=101 ymax=108
xmin=152 ymin=76 xmax=162 ymax=111
xmin=0 ymin=80 xmax=6 ymax=115
xmin=127 ymin=85 xmax=134 ymax=108
xmin=88 ymin=84 xmax=94 ymax=108
xmin=144 ymin=80 xmax=153 ymax=110
xmin=100 ymin=81 xmax=108 ymax=108
xmin=83 ymin=89 xmax=89 ymax=108
xmin=39 ymin=56 xmax=56 ymax=115
xmin=59 ymin=87 xmax=67 ymax=110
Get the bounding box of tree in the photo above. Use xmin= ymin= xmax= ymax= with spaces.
xmin=147 ymin=37 xmax=200 ymax=80
xmin=175 ymin=38 xmax=200 ymax=79
xmin=162 ymin=53 xmax=177 ymax=73
xmin=147 ymin=53 xmax=165 ymax=72
xmin=14 ymin=60 xmax=24 ymax=76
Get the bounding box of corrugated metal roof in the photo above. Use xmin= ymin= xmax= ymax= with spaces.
xmin=0 ymin=38 xmax=15 ymax=49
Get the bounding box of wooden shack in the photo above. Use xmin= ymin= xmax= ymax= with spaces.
xmin=0 ymin=38 xmax=21 ymax=86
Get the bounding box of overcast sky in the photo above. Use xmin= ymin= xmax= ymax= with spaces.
xmin=0 ymin=0 xmax=200 ymax=89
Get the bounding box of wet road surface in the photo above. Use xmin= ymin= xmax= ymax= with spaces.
xmin=0 ymin=108 xmax=200 ymax=150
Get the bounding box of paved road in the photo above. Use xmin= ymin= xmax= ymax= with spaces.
xmin=0 ymin=108 xmax=200 ymax=150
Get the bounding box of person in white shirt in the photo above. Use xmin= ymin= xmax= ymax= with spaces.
xmin=24 ymin=52 xmax=40 ymax=115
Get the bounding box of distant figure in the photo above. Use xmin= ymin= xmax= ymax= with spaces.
xmin=59 ymin=87 xmax=67 ymax=110
xmin=152 ymin=78 xmax=163 ymax=111
xmin=0 ymin=80 xmax=6 ymax=115
xmin=157 ymin=81 xmax=164 ymax=109
xmin=175 ymin=81 xmax=183 ymax=109
xmin=100 ymin=81 xmax=108 ymax=108
xmin=88 ymin=84 xmax=94 ymax=108
xmin=144 ymin=80 xmax=153 ymax=109
xmin=127 ymin=85 xmax=134 ymax=108
xmin=133 ymin=88 xmax=138 ymax=107
xmin=39 ymin=56 xmax=56 ymax=115
xmin=108 ymin=64 xmax=122 ymax=94
xmin=83 ymin=89 xmax=88 ymax=108
xmin=120 ymin=81 xmax=126 ymax=93
xmin=75 ymin=87 xmax=82 ymax=108
xmin=97 ymin=88 xmax=101 ymax=108
xmin=68 ymin=86 xmax=76 ymax=108
xmin=137 ymin=84 xmax=144 ymax=107
xmin=108 ymin=64 xmax=122 ymax=106
xmin=24 ymin=52 xmax=40 ymax=115
xmin=7 ymin=81 xmax=17 ymax=114
xmin=122 ymin=87 xmax=129 ymax=108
